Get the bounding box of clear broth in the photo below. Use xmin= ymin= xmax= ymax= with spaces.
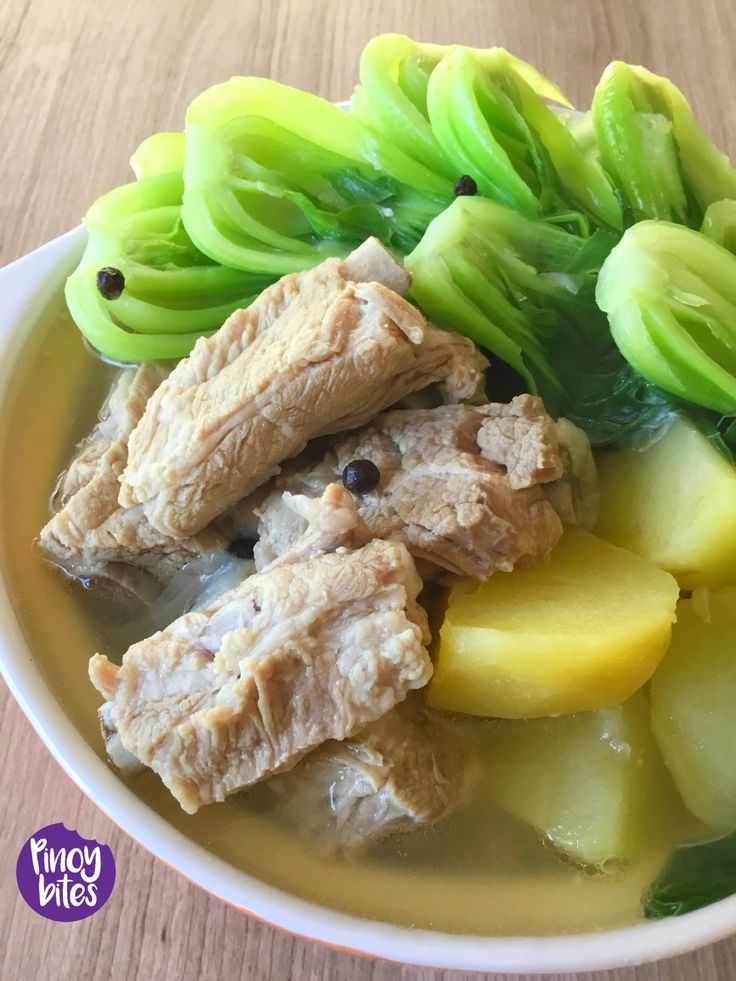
xmin=0 ymin=304 xmax=685 ymax=936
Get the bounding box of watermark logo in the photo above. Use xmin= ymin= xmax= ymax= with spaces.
xmin=16 ymin=823 xmax=115 ymax=921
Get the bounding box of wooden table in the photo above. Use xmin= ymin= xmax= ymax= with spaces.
xmin=2 ymin=1 xmax=736 ymax=978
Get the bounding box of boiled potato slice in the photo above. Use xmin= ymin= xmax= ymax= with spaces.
xmin=480 ymin=694 xmax=684 ymax=866
xmin=428 ymin=527 xmax=679 ymax=718
xmin=595 ymin=418 xmax=736 ymax=588
xmin=651 ymin=596 xmax=736 ymax=831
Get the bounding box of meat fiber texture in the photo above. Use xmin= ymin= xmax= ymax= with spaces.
xmin=119 ymin=238 xmax=486 ymax=540
xmin=89 ymin=485 xmax=432 ymax=814
xmin=39 ymin=365 xmax=224 ymax=584
xmin=255 ymin=396 xmax=598 ymax=580
xmin=268 ymin=700 xmax=478 ymax=852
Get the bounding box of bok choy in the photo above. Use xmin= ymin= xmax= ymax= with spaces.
xmin=354 ymin=35 xmax=621 ymax=228
xmin=65 ymin=134 xmax=273 ymax=363
xmin=405 ymin=196 xmax=673 ymax=444
xmin=592 ymin=63 xmax=736 ymax=226
xmin=351 ymin=34 xmax=454 ymax=179
xmin=597 ymin=221 xmax=736 ymax=414
xmin=644 ymin=831 xmax=736 ymax=918
xmin=701 ymin=198 xmax=736 ymax=254
xmin=181 ymin=76 xmax=451 ymax=273
xmin=427 ymin=48 xmax=621 ymax=228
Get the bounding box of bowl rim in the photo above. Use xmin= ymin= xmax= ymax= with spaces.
xmin=1 ymin=228 xmax=735 ymax=974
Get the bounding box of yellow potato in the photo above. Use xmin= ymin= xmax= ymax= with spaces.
xmin=481 ymin=694 xmax=685 ymax=866
xmin=595 ymin=418 xmax=736 ymax=589
xmin=428 ymin=527 xmax=679 ymax=719
xmin=650 ymin=595 xmax=736 ymax=831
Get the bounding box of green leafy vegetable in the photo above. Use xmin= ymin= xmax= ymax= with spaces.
xmin=644 ymin=831 xmax=736 ymax=918
xmin=427 ymin=48 xmax=621 ymax=228
xmin=181 ymin=76 xmax=451 ymax=274
xmin=65 ymin=144 xmax=272 ymax=363
xmin=597 ymin=220 xmax=736 ymax=414
xmin=354 ymin=35 xmax=620 ymax=228
xmin=592 ymin=62 xmax=736 ymax=226
xmin=66 ymin=34 xmax=736 ymax=416
xmin=701 ymin=198 xmax=736 ymax=254
xmin=130 ymin=132 xmax=185 ymax=180
xmin=630 ymin=205 xmax=736 ymax=453
xmin=405 ymin=196 xmax=672 ymax=444
xmin=352 ymin=34 xmax=454 ymax=179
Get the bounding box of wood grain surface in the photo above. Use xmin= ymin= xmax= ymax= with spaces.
xmin=1 ymin=1 xmax=736 ymax=978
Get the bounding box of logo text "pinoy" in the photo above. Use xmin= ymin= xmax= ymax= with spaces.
xmin=30 ymin=837 xmax=102 ymax=884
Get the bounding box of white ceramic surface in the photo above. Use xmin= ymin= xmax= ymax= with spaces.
xmin=1 ymin=229 xmax=735 ymax=974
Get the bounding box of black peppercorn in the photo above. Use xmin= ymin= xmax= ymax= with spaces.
xmin=96 ymin=266 xmax=126 ymax=300
xmin=453 ymin=175 xmax=478 ymax=197
xmin=228 ymin=538 xmax=256 ymax=560
xmin=342 ymin=459 xmax=381 ymax=495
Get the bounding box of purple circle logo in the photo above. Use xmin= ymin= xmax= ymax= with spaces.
xmin=16 ymin=823 xmax=115 ymax=921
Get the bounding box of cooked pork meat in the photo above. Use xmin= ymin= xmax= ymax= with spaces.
xmin=55 ymin=365 xmax=167 ymax=506
xmin=475 ymin=396 xmax=565 ymax=489
xmin=268 ymin=701 xmax=477 ymax=852
xmin=119 ymin=238 xmax=486 ymax=540
xmin=254 ymin=396 xmax=597 ymax=579
xmin=98 ymin=702 xmax=145 ymax=776
xmin=89 ymin=485 xmax=432 ymax=814
xmin=543 ymin=417 xmax=600 ymax=529
xmin=268 ymin=486 xmax=371 ymax=566
xmin=40 ymin=365 xmax=225 ymax=582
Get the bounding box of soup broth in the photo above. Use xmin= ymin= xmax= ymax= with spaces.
xmin=0 ymin=303 xmax=687 ymax=936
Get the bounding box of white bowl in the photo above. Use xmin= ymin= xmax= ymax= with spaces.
xmin=1 ymin=229 xmax=735 ymax=974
